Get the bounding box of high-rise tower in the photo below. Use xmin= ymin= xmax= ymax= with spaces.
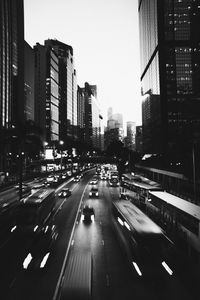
xmin=82 ymin=82 xmax=103 ymax=150
xmin=44 ymin=39 xmax=77 ymax=142
xmin=0 ymin=0 xmax=24 ymax=128
xmin=139 ymin=0 xmax=200 ymax=156
xmin=34 ymin=42 xmax=59 ymax=142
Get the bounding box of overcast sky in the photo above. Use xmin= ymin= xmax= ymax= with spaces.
xmin=24 ymin=0 xmax=142 ymax=127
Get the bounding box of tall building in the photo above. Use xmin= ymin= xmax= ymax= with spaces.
xmin=107 ymin=110 xmax=123 ymax=131
xmin=126 ymin=121 xmax=136 ymax=150
xmin=24 ymin=41 xmax=34 ymax=121
xmin=77 ymin=85 xmax=85 ymax=142
xmin=0 ymin=0 xmax=24 ymax=129
xmin=44 ymin=39 xmax=77 ymax=142
xmin=107 ymin=107 xmax=113 ymax=120
xmin=83 ymin=82 xmax=103 ymax=150
xmin=105 ymin=109 xmax=124 ymax=148
xmin=112 ymin=113 xmax=123 ymax=129
xmin=135 ymin=125 xmax=143 ymax=154
xmin=139 ymin=0 xmax=200 ymax=156
xmin=0 ymin=0 xmax=24 ymax=172
xmin=34 ymin=42 xmax=59 ymax=142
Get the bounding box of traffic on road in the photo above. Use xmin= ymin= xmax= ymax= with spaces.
xmin=0 ymin=164 xmax=198 ymax=300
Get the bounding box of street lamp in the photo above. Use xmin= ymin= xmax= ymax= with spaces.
xmin=44 ymin=141 xmax=48 ymax=175
xmin=59 ymin=140 xmax=64 ymax=171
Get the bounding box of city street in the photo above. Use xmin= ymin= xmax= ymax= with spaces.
xmin=0 ymin=170 xmax=197 ymax=300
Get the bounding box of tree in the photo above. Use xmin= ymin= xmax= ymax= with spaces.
xmin=106 ymin=140 xmax=124 ymax=158
xmin=0 ymin=120 xmax=43 ymax=198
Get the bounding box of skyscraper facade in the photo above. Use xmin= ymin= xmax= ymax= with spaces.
xmin=34 ymin=42 xmax=59 ymax=142
xmin=45 ymin=39 xmax=77 ymax=142
xmin=139 ymin=0 xmax=200 ymax=156
xmin=83 ymin=82 xmax=103 ymax=150
xmin=0 ymin=0 xmax=24 ymax=129
xmin=126 ymin=121 xmax=136 ymax=150
xmin=77 ymin=85 xmax=85 ymax=142
xmin=24 ymin=41 xmax=34 ymax=121
xmin=135 ymin=125 xmax=143 ymax=154
xmin=106 ymin=109 xmax=124 ymax=146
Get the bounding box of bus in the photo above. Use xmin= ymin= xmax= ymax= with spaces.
xmin=147 ymin=190 xmax=200 ymax=264
xmin=120 ymin=174 xmax=200 ymax=266
xmin=14 ymin=188 xmax=56 ymax=234
xmin=59 ymin=250 xmax=92 ymax=300
xmin=108 ymin=170 xmax=119 ymax=187
xmin=120 ymin=175 xmax=162 ymax=210
xmin=112 ymin=200 xmax=175 ymax=280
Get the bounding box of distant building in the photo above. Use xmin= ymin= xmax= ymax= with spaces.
xmin=107 ymin=107 xmax=113 ymax=120
xmin=107 ymin=111 xmax=123 ymax=131
xmin=135 ymin=125 xmax=143 ymax=154
xmin=77 ymin=85 xmax=85 ymax=142
xmin=81 ymin=82 xmax=103 ymax=150
xmin=139 ymin=0 xmax=200 ymax=155
xmin=105 ymin=109 xmax=124 ymax=149
xmin=112 ymin=113 xmax=123 ymax=129
xmin=24 ymin=41 xmax=35 ymax=121
xmin=104 ymin=127 xmax=124 ymax=150
xmin=126 ymin=121 xmax=136 ymax=150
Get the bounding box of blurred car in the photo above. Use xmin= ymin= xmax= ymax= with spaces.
xmin=89 ymin=179 xmax=98 ymax=185
xmin=89 ymin=187 xmax=99 ymax=197
xmin=45 ymin=175 xmax=62 ymax=187
xmin=66 ymin=170 xmax=72 ymax=177
xmin=23 ymin=224 xmax=58 ymax=271
xmin=61 ymin=173 xmax=67 ymax=180
xmin=58 ymin=187 xmax=72 ymax=198
xmin=81 ymin=205 xmax=95 ymax=223
xmin=73 ymin=175 xmax=81 ymax=182
xmin=14 ymin=183 xmax=31 ymax=196
xmin=100 ymin=174 xmax=107 ymax=180
xmin=31 ymin=183 xmax=46 ymax=191
xmin=45 ymin=175 xmax=55 ymax=185
xmin=14 ymin=183 xmax=29 ymax=189
xmin=120 ymin=193 xmax=128 ymax=200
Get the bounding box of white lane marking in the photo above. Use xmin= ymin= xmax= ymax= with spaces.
xmin=71 ymin=239 xmax=74 ymax=246
xmin=53 ymin=183 xmax=89 ymax=300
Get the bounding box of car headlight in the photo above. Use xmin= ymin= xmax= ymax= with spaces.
xmin=96 ymin=192 xmax=99 ymax=196
xmin=89 ymin=192 xmax=92 ymax=196
xmin=23 ymin=253 xmax=32 ymax=269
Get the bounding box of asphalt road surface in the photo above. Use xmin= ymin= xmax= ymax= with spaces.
xmin=0 ymin=170 xmax=197 ymax=300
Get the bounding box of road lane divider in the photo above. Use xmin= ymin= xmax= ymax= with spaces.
xmin=52 ymin=183 xmax=89 ymax=300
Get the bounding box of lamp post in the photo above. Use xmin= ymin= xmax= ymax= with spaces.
xmin=59 ymin=140 xmax=64 ymax=171
xmin=44 ymin=141 xmax=48 ymax=175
